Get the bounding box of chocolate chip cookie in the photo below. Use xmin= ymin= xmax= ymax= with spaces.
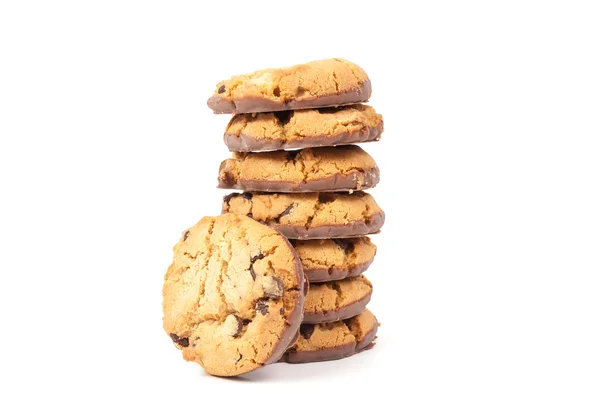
xmin=303 ymin=275 xmax=372 ymax=324
xmin=218 ymin=145 xmax=379 ymax=192
xmin=281 ymin=309 xmax=378 ymax=363
xmin=207 ymin=58 xmax=371 ymax=114
xmin=222 ymin=191 xmax=385 ymax=239
xmin=290 ymin=237 xmax=377 ymax=282
xmin=162 ymin=214 xmax=305 ymax=376
xmin=223 ymin=105 xmax=383 ymax=152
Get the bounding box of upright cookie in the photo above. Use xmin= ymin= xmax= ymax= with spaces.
xmin=222 ymin=191 xmax=385 ymax=239
xmin=162 ymin=214 xmax=305 ymax=376
xmin=207 ymin=58 xmax=371 ymax=114
xmin=218 ymin=145 xmax=379 ymax=192
xmin=290 ymin=237 xmax=377 ymax=282
xmin=224 ymin=105 xmax=383 ymax=152
xmin=281 ymin=309 xmax=378 ymax=363
xmin=303 ymin=275 xmax=372 ymax=323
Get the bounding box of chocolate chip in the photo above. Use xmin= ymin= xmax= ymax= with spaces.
xmin=223 ymin=193 xmax=237 ymax=204
xmin=273 ymin=87 xmax=281 ymax=97
xmin=273 ymin=110 xmax=293 ymax=125
xmin=333 ymin=239 xmax=355 ymax=253
xmin=279 ymin=307 xmax=284 ymax=315
xmin=183 ymin=230 xmax=190 ymax=241
xmin=249 ymin=265 xmax=256 ymax=280
xmin=220 ymin=171 xmax=236 ymax=185
xmin=169 ymin=333 xmax=189 ymax=347
xmin=262 ymin=276 xmax=284 ymax=299
xmin=256 ymin=300 xmax=269 ymax=315
xmin=251 ymin=253 xmax=265 ymax=264
xmin=218 ymin=85 xmax=226 ymax=94
xmin=247 ymin=213 xmax=253 ymax=218
xmin=318 ymin=193 xmax=336 ymax=203
xmin=242 ymin=192 xmax=253 ymax=200
xmin=223 ymin=315 xmax=243 ymax=337
xmin=274 ymin=204 xmax=295 ymax=223
xmin=286 ymin=150 xmax=300 ymax=161
xmin=300 ymin=324 xmax=315 ymax=339
xmin=316 ymin=107 xmax=340 ymax=114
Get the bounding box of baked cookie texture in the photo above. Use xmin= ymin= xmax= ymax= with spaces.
xmin=222 ymin=191 xmax=385 ymax=239
xmin=303 ymin=275 xmax=372 ymax=323
xmin=218 ymin=145 xmax=379 ymax=192
xmin=207 ymin=58 xmax=371 ymax=114
xmin=223 ymin=104 xmax=383 ymax=152
xmin=281 ymin=309 xmax=378 ymax=363
xmin=162 ymin=214 xmax=305 ymax=376
xmin=290 ymin=237 xmax=377 ymax=282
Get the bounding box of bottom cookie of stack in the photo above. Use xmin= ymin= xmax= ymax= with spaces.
xmin=280 ymin=309 xmax=378 ymax=363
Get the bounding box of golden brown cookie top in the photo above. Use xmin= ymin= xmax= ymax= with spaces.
xmin=207 ymin=58 xmax=371 ymax=114
xmin=162 ymin=214 xmax=304 ymax=376
xmin=218 ymin=145 xmax=380 ymax=192
xmin=224 ymin=105 xmax=383 ymax=151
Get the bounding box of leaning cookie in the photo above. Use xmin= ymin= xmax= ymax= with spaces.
xmin=304 ymin=275 xmax=372 ymax=323
xmin=218 ymin=146 xmax=379 ymax=192
xmin=290 ymin=237 xmax=377 ymax=282
xmin=224 ymin=105 xmax=383 ymax=152
xmin=207 ymin=58 xmax=371 ymax=114
xmin=222 ymin=192 xmax=385 ymax=239
xmin=162 ymin=214 xmax=305 ymax=377
xmin=281 ymin=309 xmax=378 ymax=363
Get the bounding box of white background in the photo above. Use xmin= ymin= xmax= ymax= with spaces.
xmin=1 ymin=1 xmax=599 ymax=399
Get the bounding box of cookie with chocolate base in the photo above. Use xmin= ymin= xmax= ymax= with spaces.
xmin=207 ymin=58 xmax=371 ymax=114
xmin=218 ymin=145 xmax=379 ymax=192
xmin=303 ymin=275 xmax=372 ymax=324
xmin=162 ymin=214 xmax=304 ymax=376
xmin=224 ymin=104 xmax=383 ymax=152
xmin=222 ymin=191 xmax=385 ymax=239
xmin=281 ymin=309 xmax=378 ymax=363
xmin=290 ymin=237 xmax=377 ymax=282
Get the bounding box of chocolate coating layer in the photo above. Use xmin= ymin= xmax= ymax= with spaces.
xmin=303 ymin=291 xmax=372 ymax=324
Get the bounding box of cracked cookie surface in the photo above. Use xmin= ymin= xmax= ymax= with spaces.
xmin=290 ymin=237 xmax=377 ymax=282
xmin=224 ymin=104 xmax=383 ymax=152
xmin=162 ymin=214 xmax=305 ymax=376
xmin=303 ymin=275 xmax=372 ymax=323
xmin=218 ymin=145 xmax=379 ymax=192
xmin=207 ymin=58 xmax=371 ymax=114
xmin=281 ymin=309 xmax=378 ymax=363
xmin=222 ymin=191 xmax=385 ymax=239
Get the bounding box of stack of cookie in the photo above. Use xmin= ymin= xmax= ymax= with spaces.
xmin=209 ymin=59 xmax=385 ymax=363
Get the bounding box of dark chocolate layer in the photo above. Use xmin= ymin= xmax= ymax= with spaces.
xmin=224 ymin=120 xmax=383 ymax=152
xmin=207 ymin=81 xmax=372 ymax=114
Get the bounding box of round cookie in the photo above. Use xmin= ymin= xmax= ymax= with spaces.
xmin=162 ymin=214 xmax=305 ymax=376
xmin=303 ymin=275 xmax=372 ymax=323
xmin=222 ymin=191 xmax=385 ymax=239
xmin=223 ymin=105 xmax=383 ymax=152
xmin=281 ymin=309 xmax=378 ymax=363
xmin=290 ymin=237 xmax=377 ymax=282
xmin=207 ymin=58 xmax=371 ymax=114
xmin=218 ymin=145 xmax=380 ymax=193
